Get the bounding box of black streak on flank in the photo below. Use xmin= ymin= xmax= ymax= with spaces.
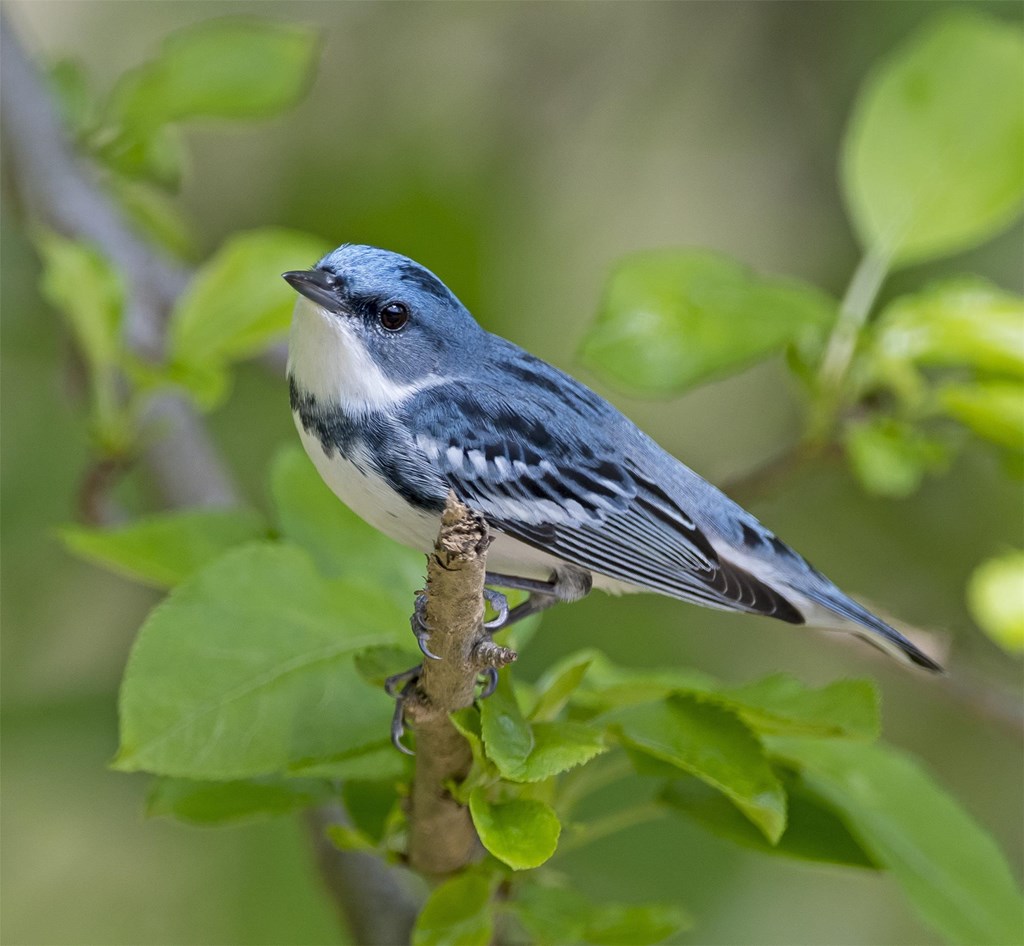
xmin=397 ymin=264 xmax=455 ymax=304
xmin=741 ymin=523 xmax=764 ymax=548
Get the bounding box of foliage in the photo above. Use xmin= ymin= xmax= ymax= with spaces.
xmin=40 ymin=10 xmax=1024 ymax=946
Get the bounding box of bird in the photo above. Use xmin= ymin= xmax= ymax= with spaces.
xmin=284 ymin=244 xmax=941 ymax=675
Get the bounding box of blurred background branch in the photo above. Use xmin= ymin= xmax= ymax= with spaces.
xmin=1 ymin=17 xmax=420 ymax=943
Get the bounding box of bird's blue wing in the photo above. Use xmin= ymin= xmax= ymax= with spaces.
xmin=403 ymin=380 xmax=802 ymax=622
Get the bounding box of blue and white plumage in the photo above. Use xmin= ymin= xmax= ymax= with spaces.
xmin=285 ymin=244 xmax=940 ymax=672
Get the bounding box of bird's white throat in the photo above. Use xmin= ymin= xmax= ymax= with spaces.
xmin=287 ymin=298 xmax=425 ymax=414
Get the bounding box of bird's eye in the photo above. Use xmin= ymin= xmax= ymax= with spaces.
xmin=379 ymin=301 xmax=409 ymax=331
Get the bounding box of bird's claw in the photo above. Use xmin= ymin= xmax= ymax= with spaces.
xmin=411 ymin=594 xmax=440 ymax=660
xmin=483 ymin=587 xmax=510 ymax=630
xmin=477 ymin=666 xmax=499 ymax=699
xmin=385 ymin=666 xmax=421 ymax=755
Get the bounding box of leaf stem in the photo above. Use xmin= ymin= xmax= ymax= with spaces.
xmin=811 ymin=246 xmax=891 ymax=439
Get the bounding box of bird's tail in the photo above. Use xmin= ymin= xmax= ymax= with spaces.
xmin=795 ymin=585 xmax=944 ymax=672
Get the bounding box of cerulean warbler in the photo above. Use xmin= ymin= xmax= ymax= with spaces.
xmin=284 ymin=244 xmax=940 ymax=672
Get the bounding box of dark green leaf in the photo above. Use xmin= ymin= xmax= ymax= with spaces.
xmin=94 ymin=123 xmax=185 ymax=189
xmin=270 ymin=446 xmax=423 ymax=595
xmin=342 ymin=780 xmax=400 ymax=845
xmin=412 ymin=870 xmax=496 ymax=946
xmin=507 ymin=721 xmax=606 ymax=783
xmin=146 ymin=775 xmax=330 ymax=824
xmin=581 ymin=250 xmax=835 ymax=396
xmin=844 ymin=416 xmax=950 ymax=498
xmin=353 ymin=645 xmax=421 ymax=688
xmin=61 ymin=507 xmax=268 ymax=588
xmin=842 ymin=13 xmax=1024 ymax=265
xmin=770 ymin=737 xmax=1024 ymax=945
xmin=606 ymin=693 xmax=786 ymax=842
xmin=662 ymin=774 xmax=877 ymax=868
xmin=109 ymin=17 xmax=320 ymax=129
xmin=940 ymin=381 xmax=1024 ymax=451
xmin=967 ymin=552 xmax=1024 ymax=654
xmin=115 ymin=542 xmax=405 ymax=778
xmin=169 ymin=229 xmax=328 ymax=392
xmin=469 ymin=789 xmax=561 ymax=870
xmin=286 ymin=743 xmax=407 ymax=782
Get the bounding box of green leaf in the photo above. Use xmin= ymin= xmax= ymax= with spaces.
xmin=662 ymin=774 xmax=877 ymax=868
xmin=723 ymin=675 xmax=880 ymax=740
xmin=507 ymin=722 xmax=607 ymax=784
xmin=353 ymin=645 xmax=421 ymax=688
xmin=115 ymin=542 xmax=404 ymax=778
xmin=529 ymin=651 xmax=594 ymax=722
xmin=269 ymin=445 xmax=423 ymax=595
xmin=511 ymin=884 xmax=591 ymax=946
xmin=168 ymin=229 xmax=328 ymax=399
xmin=109 ymin=18 xmax=319 ymax=131
xmin=584 ymin=902 xmax=692 ymax=945
xmin=412 ymin=870 xmax=496 ymax=946
xmin=94 ymin=123 xmax=185 ymax=189
xmin=967 ymin=551 xmax=1024 ymax=654
xmin=873 ymin=280 xmax=1024 ymax=378
xmin=581 ymin=250 xmax=836 ymax=396
xmin=36 ymin=231 xmax=123 ymax=377
xmin=61 ymin=507 xmax=268 ymax=589
xmin=342 ymin=780 xmax=400 ymax=845
xmin=325 ymin=823 xmax=377 ymax=852
xmin=286 ymin=743 xmax=407 ymax=782
xmin=842 ymin=13 xmax=1024 ymax=266
xmin=940 ymin=381 xmax=1024 ymax=451
xmin=844 ymin=416 xmax=950 ymax=498
xmin=146 ymin=775 xmax=330 ymax=824
xmin=469 ymin=789 xmax=561 ymax=870
xmin=770 ymin=737 xmax=1024 ymax=946
xmin=606 ymin=693 xmax=787 ymax=842
xmin=48 ymin=58 xmax=98 ymax=137
xmin=569 ymin=653 xmax=719 ymax=713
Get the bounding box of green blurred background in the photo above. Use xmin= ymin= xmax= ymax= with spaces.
xmin=2 ymin=2 xmax=1021 ymax=944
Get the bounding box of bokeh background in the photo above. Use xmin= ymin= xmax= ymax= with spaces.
xmin=2 ymin=2 xmax=1021 ymax=944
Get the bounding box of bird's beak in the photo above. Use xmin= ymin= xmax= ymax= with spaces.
xmin=282 ymin=269 xmax=343 ymax=312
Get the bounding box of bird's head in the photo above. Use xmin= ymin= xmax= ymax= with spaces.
xmin=284 ymin=245 xmax=483 ymax=399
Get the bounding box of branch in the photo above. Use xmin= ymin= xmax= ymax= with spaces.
xmin=405 ymin=495 xmax=517 ymax=876
xmin=1 ymin=17 xmax=420 ymax=942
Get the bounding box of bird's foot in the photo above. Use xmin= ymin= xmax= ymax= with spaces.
xmin=410 ymin=593 xmax=440 ymax=660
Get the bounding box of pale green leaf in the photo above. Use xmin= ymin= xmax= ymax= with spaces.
xmin=505 ymin=721 xmax=607 ymax=784
xmin=581 ymin=250 xmax=835 ymax=396
xmin=529 ymin=651 xmax=595 ymax=722
xmin=412 ymin=871 xmax=496 ymax=946
xmin=109 ymin=17 xmax=319 ymax=130
xmin=61 ymin=507 xmax=268 ymax=589
xmin=940 ymin=381 xmax=1024 ymax=451
xmin=286 ymin=743 xmax=407 ymax=782
xmin=873 ymin=280 xmax=1024 ymax=378
xmin=723 ymin=675 xmax=880 ymax=740
xmin=479 ymin=670 xmax=534 ymax=775
xmin=469 ymin=789 xmax=561 ymax=870
xmin=325 ymin=824 xmax=376 ymax=852
xmin=116 ymin=542 xmax=404 ymax=778
xmin=842 ymin=13 xmax=1024 ymax=265
xmin=146 ymin=775 xmax=330 ymax=824
xmin=36 ymin=231 xmax=123 ymax=375
xmin=169 ymin=228 xmax=328 ymax=376
xmin=967 ymin=551 xmax=1024 ymax=653
xmin=605 ymin=693 xmax=787 ymax=842
xmin=107 ymin=177 xmax=196 ymax=260
xmin=770 ymin=737 xmax=1024 ymax=945
xmin=844 ymin=416 xmax=950 ymax=498
xmin=511 ymin=884 xmax=590 ymax=946
xmin=94 ymin=123 xmax=185 ymax=189
xmin=48 ymin=58 xmax=97 ymax=137
xmin=584 ymin=902 xmax=692 ymax=945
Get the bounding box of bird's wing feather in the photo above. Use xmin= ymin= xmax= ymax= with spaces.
xmin=405 ymin=382 xmax=802 ymax=622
